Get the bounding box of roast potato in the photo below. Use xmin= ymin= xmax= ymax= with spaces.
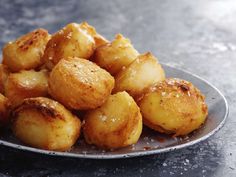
xmin=12 ymin=97 xmax=81 ymax=151
xmin=113 ymin=52 xmax=165 ymax=98
xmin=48 ymin=57 xmax=114 ymax=110
xmin=0 ymin=93 xmax=10 ymax=125
xmin=2 ymin=29 xmax=50 ymax=72
xmin=92 ymin=34 xmax=139 ymax=75
xmin=79 ymin=22 xmax=109 ymax=48
xmin=138 ymin=78 xmax=208 ymax=136
xmin=42 ymin=23 xmax=96 ymax=70
xmin=5 ymin=69 xmax=49 ymax=107
xmin=93 ymin=33 xmax=109 ymax=48
xmin=0 ymin=64 xmax=10 ymax=94
xmin=83 ymin=91 xmax=142 ymax=149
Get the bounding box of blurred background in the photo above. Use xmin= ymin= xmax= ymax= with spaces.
xmin=0 ymin=0 xmax=235 ymax=177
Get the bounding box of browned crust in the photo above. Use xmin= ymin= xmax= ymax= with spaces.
xmin=139 ymin=78 xmax=208 ymax=136
xmin=15 ymin=28 xmax=49 ymax=51
xmin=13 ymin=97 xmax=64 ymax=120
xmin=2 ymin=28 xmax=50 ymax=72
xmin=136 ymin=78 xmax=207 ymax=106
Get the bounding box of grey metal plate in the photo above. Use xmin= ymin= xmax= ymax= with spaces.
xmin=0 ymin=64 xmax=229 ymax=159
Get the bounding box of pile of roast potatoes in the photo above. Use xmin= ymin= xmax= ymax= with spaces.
xmin=0 ymin=22 xmax=208 ymax=151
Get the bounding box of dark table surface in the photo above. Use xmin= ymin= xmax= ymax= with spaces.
xmin=0 ymin=0 xmax=235 ymax=176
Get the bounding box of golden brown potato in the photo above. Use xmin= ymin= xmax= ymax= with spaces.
xmin=48 ymin=57 xmax=114 ymax=110
xmin=0 ymin=64 xmax=10 ymax=94
xmin=93 ymin=33 xmax=109 ymax=48
xmin=113 ymin=52 xmax=165 ymax=98
xmin=79 ymin=22 xmax=109 ymax=48
xmin=2 ymin=29 xmax=50 ymax=72
xmin=92 ymin=34 xmax=139 ymax=75
xmin=42 ymin=23 xmax=96 ymax=70
xmin=5 ymin=69 xmax=49 ymax=107
xmin=12 ymin=97 xmax=81 ymax=151
xmin=138 ymin=78 xmax=208 ymax=136
xmin=0 ymin=93 xmax=10 ymax=125
xmin=83 ymin=91 xmax=142 ymax=149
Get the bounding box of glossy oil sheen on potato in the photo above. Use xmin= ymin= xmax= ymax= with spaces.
xmin=114 ymin=52 xmax=165 ymax=98
xmin=12 ymin=97 xmax=81 ymax=151
xmin=2 ymin=29 xmax=50 ymax=72
xmin=5 ymin=69 xmax=49 ymax=107
xmin=93 ymin=34 xmax=139 ymax=75
xmin=83 ymin=91 xmax=142 ymax=149
xmin=138 ymin=78 xmax=208 ymax=136
xmin=48 ymin=57 xmax=114 ymax=110
xmin=79 ymin=22 xmax=109 ymax=48
xmin=42 ymin=23 xmax=96 ymax=70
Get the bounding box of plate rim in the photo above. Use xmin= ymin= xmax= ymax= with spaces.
xmin=0 ymin=64 xmax=229 ymax=159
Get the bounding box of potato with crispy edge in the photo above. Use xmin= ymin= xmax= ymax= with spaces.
xmin=138 ymin=78 xmax=208 ymax=136
xmin=93 ymin=33 xmax=109 ymax=48
xmin=0 ymin=64 xmax=10 ymax=94
xmin=79 ymin=22 xmax=109 ymax=48
xmin=43 ymin=23 xmax=96 ymax=70
xmin=92 ymin=34 xmax=139 ymax=75
xmin=5 ymin=69 xmax=49 ymax=107
xmin=12 ymin=97 xmax=81 ymax=151
xmin=113 ymin=52 xmax=165 ymax=98
xmin=83 ymin=91 xmax=142 ymax=149
xmin=0 ymin=93 xmax=10 ymax=125
xmin=2 ymin=29 xmax=50 ymax=72
xmin=48 ymin=57 xmax=114 ymax=110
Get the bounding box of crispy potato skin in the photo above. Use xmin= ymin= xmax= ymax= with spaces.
xmin=5 ymin=69 xmax=49 ymax=107
xmin=0 ymin=64 xmax=10 ymax=94
xmin=48 ymin=57 xmax=114 ymax=110
xmin=114 ymin=52 xmax=165 ymax=98
xmin=42 ymin=23 xmax=96 ymax=70
xmin=93 ymin=33 xmax=109 ymax=48
xmin=83 ymin=91 xmax=142 ymax=149
xmin=12 ymin=97 xmax=81 ymax=151
xmin=2 ymin=29 xmax=50 ymax=72
xmin=79 ymin=22 xmax=109 ymax=48
xmin=0 ymin=93 xmax=10 ymax=125
xmin=138 ymin=78 xmax=208 ymax=136
xmin=92 ymin=34 xmax=139 ymax=75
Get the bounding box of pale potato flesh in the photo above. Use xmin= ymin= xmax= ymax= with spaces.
xmin=93 ymin=34 xmax=139 ymax=75
xmin=48 ymin=57 xmax=114 ymax=110
xmin=2 ymin=29 xmax=50 ymax=72
xmin=12 ymin=97 xmax=81 ymax=151
xmin=114 ymin=52 xmax=165 ymax=98
xmin=83 ymin=91 xmax=142 ymax=149
xmin=42 ymin=23 xmax=96 ymax=70
xmin=5 ymin=69 xmax=49 ymax=107
xmin=138 ymin=78 xmax=208 ymax=136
